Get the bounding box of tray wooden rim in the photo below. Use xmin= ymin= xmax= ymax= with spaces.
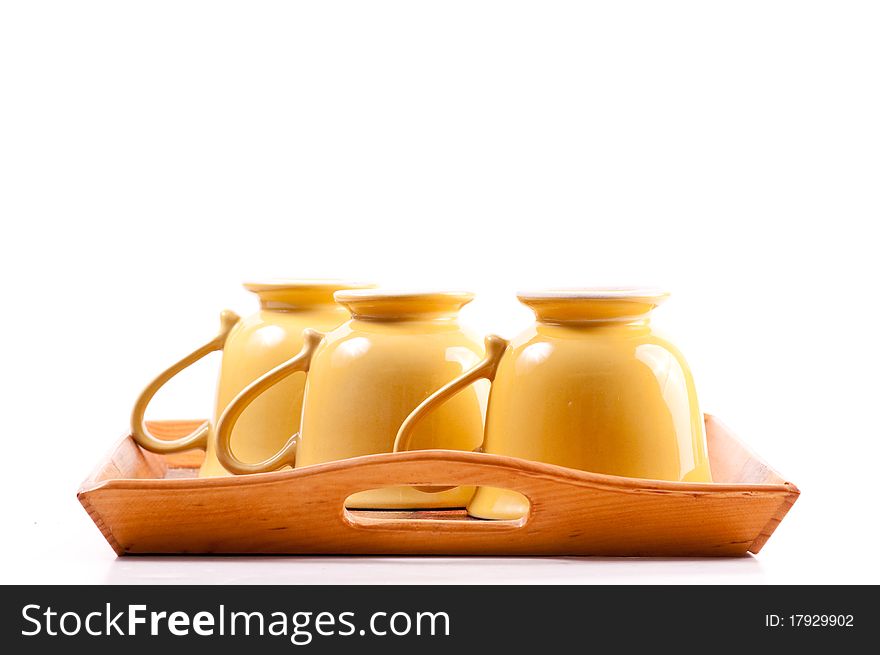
xmin=78 ymin=414 xmax=800 ymax=557
xmin=80 ymin=438 xmax=797 ymax=498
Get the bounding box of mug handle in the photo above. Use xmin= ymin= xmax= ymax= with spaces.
xmin=214 ymin=329 xmax=324 ymax=475
xmin=130 ymin=309 xmax=240 ymax=454
xmin=393 ymin=334 xmax=509 ymax=454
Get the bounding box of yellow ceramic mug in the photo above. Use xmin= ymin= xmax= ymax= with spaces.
xmin=130 ymin=280 xmax=373 ymax=477
xmin=395 ymin=288 xmax=712 ymax=519
xmin=214 ymin=290 xmax=486 ymax=508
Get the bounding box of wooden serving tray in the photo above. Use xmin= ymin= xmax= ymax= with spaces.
xmin=78 ymin=416 xmax=798 ymax=557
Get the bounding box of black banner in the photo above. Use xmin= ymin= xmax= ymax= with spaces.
xmin=2 ymin=585 xmax=868 ymax=652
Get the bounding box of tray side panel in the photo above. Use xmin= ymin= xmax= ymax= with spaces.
xmin=83 ymin=436 xmax=165 ymax=486
xmin=748 ymin=489 xmax=799 ymax=554
xmin=79 ymin=416 xmax=799 ymax=556
xmin=82 ymin=457 xmax=792 ymax=557
xmin=705 ymin=415 xmax=785 ymax=485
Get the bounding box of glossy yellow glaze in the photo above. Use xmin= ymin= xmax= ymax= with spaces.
xmin=130 ymin=280 xmax=374 ymax=477
xmin=397 ymin=289 xmax=712 ymax=520
xmin=214 ymin=291 xmax=487 ymax=509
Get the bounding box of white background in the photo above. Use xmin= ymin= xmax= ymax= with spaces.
xmin=1 ymin=1 xmax=878 ymax=584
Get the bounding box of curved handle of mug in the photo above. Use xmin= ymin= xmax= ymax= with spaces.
xmin=394 ymin=334 xmax=509 ymax=455
xmin=214 ymin=329 xmax=324 ymax=475
xmin=130 ymin=309 xmax=241 ymax=454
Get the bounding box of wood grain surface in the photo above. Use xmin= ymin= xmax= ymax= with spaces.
xmin=78 ymin=415 xmax=799 ymax=556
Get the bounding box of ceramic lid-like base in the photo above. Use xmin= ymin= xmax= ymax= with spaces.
xmin=517 ymin=287 xmax=669 ymax=324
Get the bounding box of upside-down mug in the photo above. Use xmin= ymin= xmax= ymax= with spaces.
xmin=214 ymin=290 xmax=487 ymax=508
xmin=395 ymin=288 xmax=712 ymax=520
xmin=130 ymin=280 xmax=374 ymax=477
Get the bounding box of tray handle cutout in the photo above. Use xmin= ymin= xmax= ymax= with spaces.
xmin=318 ymin=451 xmax=541 ymax=533
xmin=343 ymin=507 xmax=528 ymax=532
